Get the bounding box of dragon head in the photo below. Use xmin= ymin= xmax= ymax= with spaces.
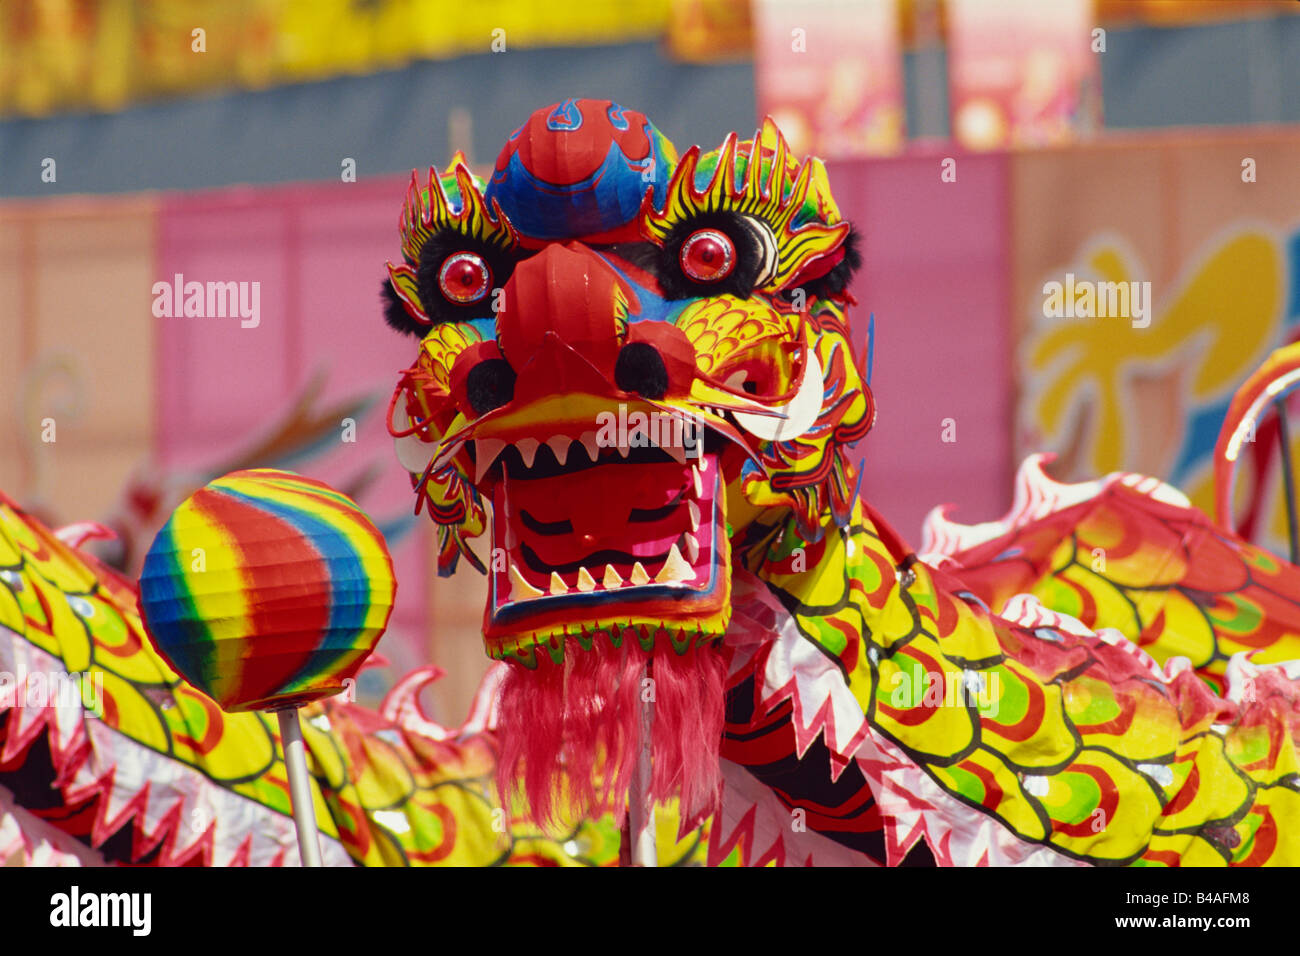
xmin=383 ymin=98 xmax=872 ymax=824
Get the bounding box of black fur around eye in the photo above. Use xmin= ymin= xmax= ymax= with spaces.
xmin=780 ymin=225 xmax=861 ymax=304
xmin=381 ymin=232 xmax=516 ymax=338
xmin=381 ymin=279 xmax=427 ymax=337
xmin=416 ymin=234 xmax=514 ymax=317
xmin=652 ymin=211 xmax=767 ymax=301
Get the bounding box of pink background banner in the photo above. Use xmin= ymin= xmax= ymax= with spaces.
xmin=153 ymin=178 xmax=436 ymax=698
xmin=829 ymin=151 xmax=1014 ymax=540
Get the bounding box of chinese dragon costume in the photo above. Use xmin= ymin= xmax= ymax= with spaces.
xmin=3 ymin=98 xmax=1300 ymax=866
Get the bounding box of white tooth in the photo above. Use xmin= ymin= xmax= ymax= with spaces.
xmin=576 ymin=567 xmax=597 ymax=592
xmin=687 ymin=499 xmax=701 ymax=531
xmin=655 ymin=544 xmax=692 ymax=584
xmin=629 ymin=562 xmax=650 ymax=586
xmin=545 ymin=435 xmax=571 ymax=466
xmin=691 ymin=465 xmax=703 ymax=499
xmin=500 ymin=487 xmax=518 ymax=548
xmin=475 ymin=438 xmax=506 ymax=483
xmin=517 ymin=437 xmax=540 ymax=468
xmin=508 ymin=564 xmax=543 ymax=602
xmin=734 ymin=351 xmax=823 ymax=441
xmin=698 ymin=456 xmax=709 ymax=472
xmin=549 ymin=571 xmax=568 ymax=595
xmin=580 ymin=431 xmax=601 ymax=462
xmin=603 ymin=564 xmax=624 ymax=589
xmin=683 ymin=533 xmax=700 ymax=564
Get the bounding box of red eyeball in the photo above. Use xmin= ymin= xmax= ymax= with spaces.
xmin=680 ymin=229 xmax=736 ymax=282
xmin=438 ymin=252 xmax=493 ymax=304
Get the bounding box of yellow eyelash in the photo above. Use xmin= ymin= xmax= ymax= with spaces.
xmin=640 ymin=118 xmax=849 ymax=291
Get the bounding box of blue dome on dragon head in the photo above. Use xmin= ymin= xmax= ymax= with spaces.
xmin=485 ymin=98 xmax=677 ymax=246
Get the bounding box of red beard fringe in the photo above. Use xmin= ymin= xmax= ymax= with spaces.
xmin=496 ymin=638 xmax=726 ymax=831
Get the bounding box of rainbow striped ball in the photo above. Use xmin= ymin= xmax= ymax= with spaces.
xmin=138 ymin=469 xmax=396 ymax=713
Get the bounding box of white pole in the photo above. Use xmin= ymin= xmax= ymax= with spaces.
xmin=627 ymin=664 xmax=657 ymax=867
xmin=277 ymin=708 xmax=324 ymax=867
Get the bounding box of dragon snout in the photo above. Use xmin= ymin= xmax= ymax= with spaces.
xmin=448 ymin=242 xmax=697 ymax=416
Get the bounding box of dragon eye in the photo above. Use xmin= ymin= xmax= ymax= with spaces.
xmin=679 ymin=229 xmax=736 ymax=282
xmin=438 ymin=252 xmax=493 ymax=304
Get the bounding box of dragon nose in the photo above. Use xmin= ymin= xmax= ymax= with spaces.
xmin=495 ymin=243 xmax=625 ymax=378
xmin=453 ymin=241 xmax=698 ymax=415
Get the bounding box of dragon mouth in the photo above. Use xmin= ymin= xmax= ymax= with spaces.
xmin=477 ymin=430 xmax=730 ymax=660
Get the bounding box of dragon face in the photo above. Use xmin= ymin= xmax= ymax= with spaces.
xmin=383 ymin=98 xmax=873 ymax=822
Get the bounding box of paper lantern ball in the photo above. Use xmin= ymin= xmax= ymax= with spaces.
xmin=138 ymin=469 xmax=397 ymax=712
